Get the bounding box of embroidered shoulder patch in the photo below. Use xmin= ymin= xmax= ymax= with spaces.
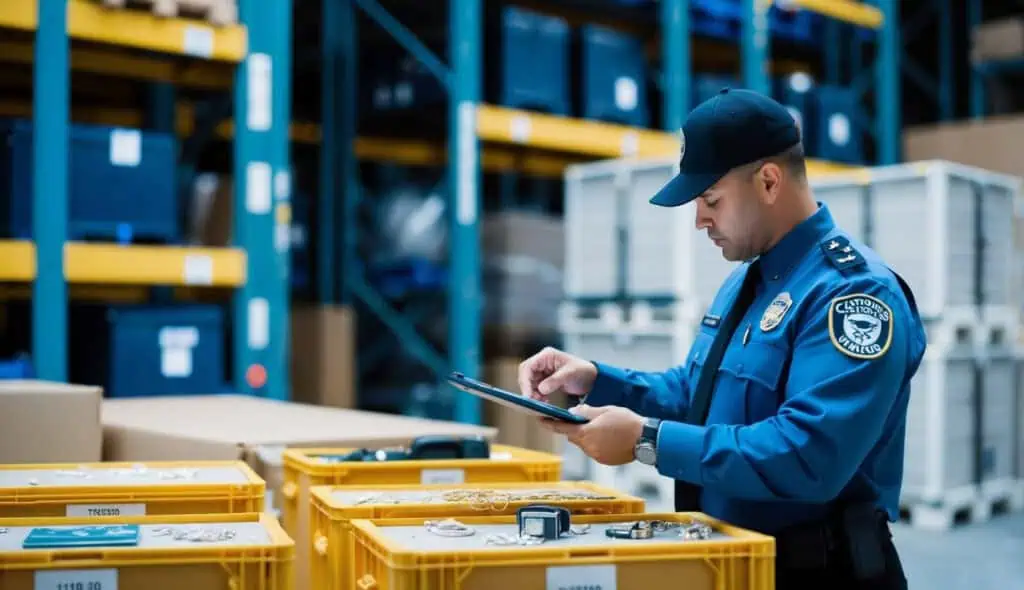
xmin=828 ymin=293 xmax=894 ymax=359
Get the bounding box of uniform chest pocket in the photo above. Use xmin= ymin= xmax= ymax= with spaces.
xmin=719 ymin=341 xmax=789 ymax=422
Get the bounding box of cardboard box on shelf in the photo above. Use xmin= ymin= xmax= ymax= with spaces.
xmin=0 ymin=380 xmax=103 ymax=464
xmin=101 ymin=394 xmax=497 ymax=516
xmin=483 ymin=358 xmax=565 ymax=455
xmin=903 ymin=115 xmax=1024 ymax=180
xmin=972 ymin=17 xmax=1024 ymax=63
xmin=290 ymin=304 xmax=356 ymax=409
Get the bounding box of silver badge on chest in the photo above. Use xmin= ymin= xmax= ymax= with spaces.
xmin=760 ymin=292 xmax=793 ymax=332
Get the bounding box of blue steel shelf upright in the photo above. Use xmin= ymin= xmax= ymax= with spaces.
xmin=24 ymin=0 xmax=294 ymax=400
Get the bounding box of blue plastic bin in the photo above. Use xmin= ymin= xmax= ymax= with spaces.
xmin=692 ymin=74 xmax=742 ymax=108
xmin=0 ymin=120 xmax=179 ymax=244
xmin=70 ymin=304 xmax=227 ymax=397
xmin=772 ymin=73 xmax=817 ymax=154
xmin=497 ymin=6 xmax=571 ymax=115
xmin=812 ymin=85 xmax=864 ymax=164
xmin=0 ymin=355 xmax=33 ymax=379
xmin=579 ymin=24 xmax=649 ymax=127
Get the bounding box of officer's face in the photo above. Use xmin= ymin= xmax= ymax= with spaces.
xmin=694 ymin=168 xmax=768 ymax=262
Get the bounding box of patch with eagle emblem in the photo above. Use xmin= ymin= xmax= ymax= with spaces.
xmin=828 ymin=293 xmax=893 ymax=359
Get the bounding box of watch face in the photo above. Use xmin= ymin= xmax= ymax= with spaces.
xmin=635 ymin=443 xmax=656 ymax=465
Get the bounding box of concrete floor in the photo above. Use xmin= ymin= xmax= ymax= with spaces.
xmin=893 ymin=512 xmax=1024 ymax=589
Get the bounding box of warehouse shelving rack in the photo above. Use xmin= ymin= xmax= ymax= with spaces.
xmin=966 ymin=0 xmax=1024 ymax=118
xmin=0 ymin=0 xmax=294 ymax=400
xmin=308 ymin=0 xmax=899 ymax=425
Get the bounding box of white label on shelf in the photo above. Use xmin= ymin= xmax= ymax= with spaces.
xmin=183 ymin=26 xmax=215 ymax=58
xmin=66 ymin=504 xmax=146 ymax=518
xmin=456 ymin=101 xmax=477 ymax=226
xmin=247 ymin=53 xmax=273 ymax=131
xmin=620 ymin=131 xmax=639 ymax=157
xmin=35 ymin=568 xmax=118 ymax=590
xmin=246 ymin=162 xmax=273 ymax=214
xmin=614 ymin=76 xmax=638 ymax=111
xmin=421 ymin=468 xmax=465 ymax=485
xmin=274 ymin=169 xmax=291 ymax=200
xmin=274 ymin=223 xmax=290 ymax=253
xmin=248 ymin=298 xmax=269 ymax=350
xmin=510 ymin=114 xmax=531 ymax=143
xmin=109 ymin=129 xmax=141 ymax=167
xmin=183 ymin=254 xmax=214 ymax=285
xmin=546 ymin=565 xmax=617 ymax=590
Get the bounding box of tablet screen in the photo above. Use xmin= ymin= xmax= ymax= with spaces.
xmin=446 ymin=372 xmax=588 ymax=424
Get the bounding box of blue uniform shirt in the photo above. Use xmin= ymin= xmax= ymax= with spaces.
xmin=584 ymin=203 xmax=927 ymax=534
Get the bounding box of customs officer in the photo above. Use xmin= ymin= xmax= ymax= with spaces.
xmin=518 ymin=88 xmax=926 ymax=589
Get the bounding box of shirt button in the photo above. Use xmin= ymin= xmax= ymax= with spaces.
xmin=737 ymin=363 xmax=744 ymax=372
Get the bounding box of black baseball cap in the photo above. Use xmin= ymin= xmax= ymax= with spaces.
xmin=649 ymin=87 xmax=801 ymax=208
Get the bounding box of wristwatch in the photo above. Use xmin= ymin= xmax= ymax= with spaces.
xmin=633 ymin=417 xmax=661 ymax=466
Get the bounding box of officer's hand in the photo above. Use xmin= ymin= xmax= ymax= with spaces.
xmin=517 ymin=346 xmax=598 ymax=401
xmin=542 ymin=404 xmax=644 ymax=466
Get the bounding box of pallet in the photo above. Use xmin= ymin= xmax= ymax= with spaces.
xmin=99 ymin=0 xmax=239 ymax=26
xmin=899 ymin=480 xmax=1024 ymax=531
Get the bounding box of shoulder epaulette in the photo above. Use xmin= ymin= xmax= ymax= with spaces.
xmin=820 ymin=236 xmax=866 ymax=274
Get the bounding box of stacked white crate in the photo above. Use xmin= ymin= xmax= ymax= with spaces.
xmin=561 ymin=157 xmax=739 ymax=507
xmin=812 ymin=160 xmax=1024 ymax=529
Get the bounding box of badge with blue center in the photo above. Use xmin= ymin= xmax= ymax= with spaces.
xmin=760 ymin=292 xmax=792 ymax=332
xmin=828 ymin=293 xmax=893 ymax=359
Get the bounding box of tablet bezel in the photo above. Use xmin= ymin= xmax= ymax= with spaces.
xmin=446 ymin=372 xmax=589 ymax=424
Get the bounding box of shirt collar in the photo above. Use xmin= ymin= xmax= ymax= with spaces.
xmin=757 ymin=202 xmax=835 ymax=283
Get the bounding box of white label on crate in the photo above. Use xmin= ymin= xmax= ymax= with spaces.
xmin=248 ymin=298 xmax=269 ymax=350
xmin=456 ymin=101 xmax=477 ymax=226
xmin=161 ymin=347 xmax=193 ymax=378
xmin=614 ymin=76 xmax=638 ymax=111
xmin=183 ymin=25 xmax=215 ymax=58
xmin=159 ymin=326 xmax=199 ymax=349
xmin=183 ymin=254 xmax=214 ymax=285
xmin=491 ymin=451 xmax=513 ymax=461
xmin=247 ymin=53 xmax=273 ymax=131
xmin=510 ymin=114 xmax=531 ymax=143
xmin=35 ymin=568 xmax=118 ymax=590
xmin=246 ymin=161 xmax=273 ymax=214
xmin=829 ymin=113 xmax=851 ymax=146
xmin=109 ymin=129 xmax=141 ymax=167
xmin=66 ymin=503 xmax=146 ymax=518
xmin=546 ymin=565 xmax=617 ymax=590
xmin=420 ymin=468 xmax=465 ymax=485
xmin=274 ymin=169 xmax=291 ymax=200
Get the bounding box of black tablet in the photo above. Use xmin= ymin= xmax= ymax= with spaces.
xmin=446 ymin=371 xmax=589 ymax=424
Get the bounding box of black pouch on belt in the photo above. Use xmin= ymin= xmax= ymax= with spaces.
xmin=839 ymin=503 xmax=887 ymax=580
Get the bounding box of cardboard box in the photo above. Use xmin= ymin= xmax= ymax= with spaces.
xmin=290 ymin=304 xmax=356 ymax=409
xmin=902 ymin=116 xmax=1024 ymax=180
xmin=0 ymin=380 xmax=103 ymax=463
xmin=972 ymin=17 xmax=1024 ymax=63
xmin=483 ymin=358 xmax=565 ymax=455
xmin=101 ymin=394 xmax=497 ymax=515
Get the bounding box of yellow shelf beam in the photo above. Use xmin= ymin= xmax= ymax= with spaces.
xmin=0 ymin=240 xmax=247 ymax=287
xmin=0 ymin=0 xmax=247 ymax=62
xmin=476 ymin=104 xmax=859 ymax=177
xmin=0 ymin=40 xmax=234 ymax=90
xmin=781 ymin=0 xmax=883 ymax=30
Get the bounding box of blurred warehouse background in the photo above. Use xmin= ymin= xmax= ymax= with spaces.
xmin=1 ymin=0 xmax=1024 ymax=584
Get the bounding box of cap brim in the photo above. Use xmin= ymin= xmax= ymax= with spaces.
xmin=648 ymin=171 xmax=723 ymax=207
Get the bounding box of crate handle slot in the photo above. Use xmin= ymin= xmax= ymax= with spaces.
xmin=567 ymin=548 xmax=611 ymax=559
xmin=51 ymin=552 xmax=106 ymax=563
xmin=356 ymin=574 xmax=379 ymax=590
xmin=955 ymin=327 xmax=971 ymax=344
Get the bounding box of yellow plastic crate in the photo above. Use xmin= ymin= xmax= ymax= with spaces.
xmin=0 ymin=512 xmax=293 ymax=590
xmin=282 ymin=444 xmax=560 ymax=590
xmin=310 ymin=481 xmax=645 ymax=590
xmin=349 ymin=512 xmax=775 ymax=590
xmin=0 ymin=461 xmax=265 ymax=520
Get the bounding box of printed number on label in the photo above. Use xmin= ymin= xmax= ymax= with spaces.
xmin=35 ymin=569 xmax=118 ymax=590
